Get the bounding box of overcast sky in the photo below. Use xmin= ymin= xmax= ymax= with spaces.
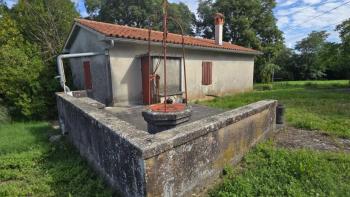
xmin=4 ymin=0 xmax=350 ymax=48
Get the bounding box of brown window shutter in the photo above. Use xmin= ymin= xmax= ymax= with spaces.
xmin=202 ymin=61 xmax=212 ymax=85
xmin=83 ymin=61 xmax=92 ymax=89
xmin=202 ymin=62 xmax=206 ymax=85
xmin=208 ymin=62 xmax=212 ymax=84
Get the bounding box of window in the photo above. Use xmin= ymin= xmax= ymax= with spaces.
xmin=152 ymin=57 xmax=182 ymax=95
xmin=83 ymin=61 xmax=92 ymax=89
xmin=202 ymin=61 xmax=212 ymax=85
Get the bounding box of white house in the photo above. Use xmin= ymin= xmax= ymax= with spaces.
xmin=60 ymin=14 xmax=261 ymax=106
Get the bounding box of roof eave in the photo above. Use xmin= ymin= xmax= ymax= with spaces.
xmin=105 ymin=37 xmax=263 ymax=55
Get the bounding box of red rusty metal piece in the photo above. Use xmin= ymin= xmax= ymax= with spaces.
xmin=144 ymin=0 xmax=189 ymax=108
xmin=148 ymin=25 xmax=152 ymax=105
xmin=162 ymin=0 xmax=168 ymax=112
xmin=148 ymin=103 xmax=186 ymax=112
xmin=168 ymin=16 xmax=188 ymax=104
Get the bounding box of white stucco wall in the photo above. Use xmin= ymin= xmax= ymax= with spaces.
xmin=109 ymin=42 xmax=255 ymax=105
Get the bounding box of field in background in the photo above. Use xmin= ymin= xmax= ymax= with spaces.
xmin=201 ymin=80 xmax=350 ymax=138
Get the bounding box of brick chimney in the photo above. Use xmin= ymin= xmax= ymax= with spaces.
xmin=214 ymin=13 xmax=224 ymax=45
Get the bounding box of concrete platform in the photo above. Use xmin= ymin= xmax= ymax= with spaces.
xmin=56 ymin=92 xmax=277 ymax=197
xmin=105 ymin=104 xmax=226 ymax=132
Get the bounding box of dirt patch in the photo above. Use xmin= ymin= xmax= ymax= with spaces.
xmin=274 ymin=126 xmax=350 ymax=152
xmin=334 ymin=88 xmax=350 ymax=93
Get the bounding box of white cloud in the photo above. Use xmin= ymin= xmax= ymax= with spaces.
xmin=277 ymin=0 xmax=299 ymax=7
xmin=4 ymin=0 xmax=18 ymax=8
xmin=303 ymin=0 xmax=322 ymax=4
xmin=327 ymin=30 xmax=340 ymax=42
xmin=277 ymin=16 xmax=290 ymax=27
xmin=275 ymin=0 xmax=350 ymax=46
xmin=290 ymin=2 xmax=350 ymax=29
xmin=275 ymin=5 xmax=315 ymax=17
xmin=169 ymin=0 xmax=198 ymax=13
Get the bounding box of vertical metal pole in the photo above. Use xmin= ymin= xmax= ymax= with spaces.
xmin=180 ymin=27 xmax=188 ymax=104
xmin=148 ymin=26 xmax=152 ymax=105
xmin=168 ymin=16 xmax=188 ymax=105
xmin=162 ymin=0 xmax=168 ymax=112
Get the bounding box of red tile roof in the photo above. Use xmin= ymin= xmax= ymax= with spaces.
xmin=76 ymin=19 xmax=261 ymax=54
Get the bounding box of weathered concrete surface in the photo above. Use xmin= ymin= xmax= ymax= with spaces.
xmin=106 ymin=104 xmax=225 ymax=131
xmin=143 ymin=101 xmax=277 ymax=196
xmin=56 ymin=93 xmax=148 ymax=197
xmin=142 ymin=105 xmax=192 ymax=133
xmin=56 ymin=92 xmax=277 ymax=197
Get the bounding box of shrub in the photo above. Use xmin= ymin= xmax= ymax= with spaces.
xmin=260 ymin=63 xmax=280 ymax=83
xmin=0 ymin=13 xmax=47 ymax=119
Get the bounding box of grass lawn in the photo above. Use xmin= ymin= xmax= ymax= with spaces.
xmin=0 ymin=122 xmax=112 ymax=196
xmin=209 ymin=141 xmax=350 ymax=196
xmin=203 ymin=80 xmax=350 ymax=196
xmin=201 ymin=80 xmax=350 ymax=138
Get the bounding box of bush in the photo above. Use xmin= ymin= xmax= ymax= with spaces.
xmin=0 ymin=13 xmax=48 ymax=119
xmin=260 ymin=63 xmax=280 ymax=83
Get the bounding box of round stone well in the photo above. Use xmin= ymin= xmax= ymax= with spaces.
xmin=142 ymin=103 xmax=192 ymax=134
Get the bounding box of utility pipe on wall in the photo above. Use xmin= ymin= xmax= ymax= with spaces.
xmin=57 ymin=52 xmax=103 ymax=95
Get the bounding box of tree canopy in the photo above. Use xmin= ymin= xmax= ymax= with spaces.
xmin=274 ymin=28 xmax=350 ymax=81
xmin=294 ymin=31 xmax=329 ymax=79
xmin=0 ymin=0 xmax=78 ymax=119
xmin=335 ymin=19 xmax=350 ymax=79
xmin=84 ymin=0 xmax=195 ymax=35
xmin=12 ymin=0 xmax=79 ymax=61
xmin=197 ymin=0 xmax=284 ymax=82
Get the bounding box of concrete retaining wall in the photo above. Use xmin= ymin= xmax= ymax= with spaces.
xmin=57 ymin=92 xmax=277 ymax=197
xmin=57 ymin=93 xmax=147 ymax=196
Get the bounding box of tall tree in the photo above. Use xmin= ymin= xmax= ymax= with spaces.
xmin=197 ymin=0 xmax=284 ymax=81
xmin=12 ymin=0 xmax=79 ymax=61
xmin=295 ymin=31 xmax=329 ymax=79
xmin=336 ymin=19 xmax=350 ymax=81
xmin=273 ymin=47 xmax=297 ymax=80
xmin=84 ymin=0 xmax=195 ymax=35
xmin=0 ymin=9 xmax=46 ymax=118
xmin=0 ymin=0 xmax=79 ymax=119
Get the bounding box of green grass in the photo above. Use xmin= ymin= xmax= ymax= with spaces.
xmin=201 ymin=80 xmax=350 ymax=138
xmin=206 ymin=80 xmax=350 ymax=196
xmin=0 ymin=122 xmax=112 ymax=196
xmin=209 ymin=141 xmax=350 ymax=197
